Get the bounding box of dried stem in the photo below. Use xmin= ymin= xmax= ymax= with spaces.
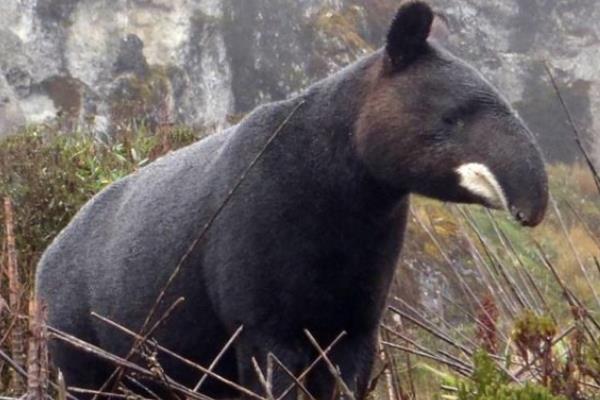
xmin=268 ymin=353 xmax=316 ymax=400
xmin=380 ymin=341 xmax=472 ymax=376
xmin=3 ymin=197 xmax=26 ymax=393
xmin=251 ymin=357 xmax=274 ymax=400
xmin=48 ymin=327 xmax=213 ymax=400
xmin=97 ymin=296 xmax=186 ymax=396
xmin=389 ymin=305 xmax=473 ymax=358
xmin=544 ymin=62 xmax=600 ymax=193
xmin=192 ymin=325 xmax=243 ymax=393
xmin=276 ymin=331 xmax=346 ymax=400
xmin=303 ymin=330 xmax=355 ymax=400
xmin=90 ymin=312 xmax=264 ymax=399
xmin=68 ymin=387 xmax=153 ymax=400
xmin=25 ymin=299 xmax=49 ymax=400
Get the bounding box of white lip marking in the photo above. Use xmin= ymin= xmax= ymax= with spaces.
xmin=455 ymin=163 xmax=508 ymax=210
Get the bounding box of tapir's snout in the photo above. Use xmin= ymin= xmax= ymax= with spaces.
xmin=512 ymin=207 xmax=543 ymax=227
xmin=506 ymin=167 xmax=548 ymax=227
xmin=455 ymin=137 xmax=549 ymax=228
xmin=501 ymin=137 xmax=548 ymax=227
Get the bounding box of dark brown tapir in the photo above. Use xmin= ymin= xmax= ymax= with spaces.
xmin=36 ymin=2 xmax=548 ymax=399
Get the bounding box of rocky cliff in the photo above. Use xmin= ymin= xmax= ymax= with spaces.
xmin=0 ymin=0 xmax=598 ymax=163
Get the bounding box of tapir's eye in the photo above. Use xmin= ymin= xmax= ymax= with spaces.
xmin=442 ymin=114 xmax=464 ymax=129
xmin=442 ymin=115 xmax=456 ymax=125
xmin=442 ymin=101 xmax=477 ymax=129
xmin=440 ymin=114 xmax=466 ymax=138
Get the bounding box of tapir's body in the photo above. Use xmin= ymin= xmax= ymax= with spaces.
xmin=37 ymin=53 xmax=402 ymax=397
xmin=36 ymin=3 xmax=548 ymax=399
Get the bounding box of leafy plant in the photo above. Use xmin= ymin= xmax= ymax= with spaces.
xmin=0 ymin=125 xmax=201 ymax=280
xmin=457 ymin=351 xmax=566 ymax=400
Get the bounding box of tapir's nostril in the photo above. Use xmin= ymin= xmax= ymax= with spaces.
xmin=510 ymin=206 xmax=530 ymax=225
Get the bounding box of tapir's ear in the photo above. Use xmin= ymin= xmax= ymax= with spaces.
xmin=386 ymin=1 xmax=434 ymax=68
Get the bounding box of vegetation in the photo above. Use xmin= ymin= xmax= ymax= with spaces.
xmin=0 ymin=124 xmax=201 ymax=283
xmin=0 ymin=123 xmax=599 ymax=399
xmin=456 ymin=351 xmax=566 ymax=400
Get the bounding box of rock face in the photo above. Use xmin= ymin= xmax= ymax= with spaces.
xmin=0 ymin=0 xmax=598 ymax=163
xmin=0 ymin=0 xmax=234 ymax=133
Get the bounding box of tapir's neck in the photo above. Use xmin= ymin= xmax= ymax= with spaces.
xmin=238 ymin=51 xmax=409 ymax=333
xmin=291 ymin=50 xmax=402 ymax=215
xmin=275 ymin=58 xmax=410 ymax=332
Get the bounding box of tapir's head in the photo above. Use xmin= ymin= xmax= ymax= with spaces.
xmin=355 ymin=1 xmax=548 ymax=226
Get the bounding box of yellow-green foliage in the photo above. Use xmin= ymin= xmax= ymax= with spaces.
xmin=456 ymin=351 xmax=566 ymax=400
xmin=109 ymin=66 xmax=172 ymax=129
xmin=0 ymin=125 xmax=200 ymax=283
xmin=585 ymin=342 xmax=600 ymax=380
xmin=512 ymin=311 xmax=557 ymax=351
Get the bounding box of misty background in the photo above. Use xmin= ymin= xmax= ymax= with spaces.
xmin=0 ymin=0 xmax=598 ymax=164
xmin=1 ymin=4 xmax=600 ymax=398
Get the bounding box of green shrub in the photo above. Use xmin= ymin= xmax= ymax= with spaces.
xmin=457 ymin=351 xmax=566 ymax=400
xmin=0 ymin=125 xmax=200 ymax=283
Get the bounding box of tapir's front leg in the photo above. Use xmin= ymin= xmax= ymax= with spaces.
xmin=305 ymin=333 xmax=378 ymax=400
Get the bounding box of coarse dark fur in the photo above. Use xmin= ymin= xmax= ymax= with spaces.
xmin=35 ymin=2 xmax=548 ymax=399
